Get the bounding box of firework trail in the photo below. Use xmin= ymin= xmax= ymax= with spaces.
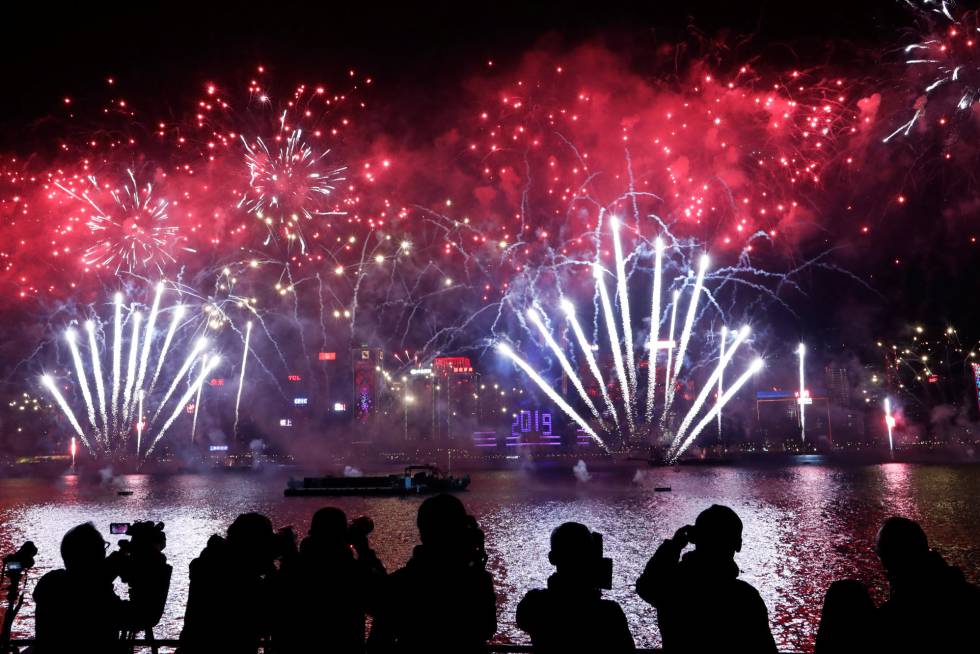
xmin=668 ymin=325 xmax=751 ymax=457
xmin=595 ymin=263 xmax=635 ymax=436
xmin=233 ymin=321 xmax=253 ymax=438
xmin=496 ymin=343 xmax=602 ymax=444
xmin=798 ymin=342 xmax=807 ymax=442
xmin=41 ymin=286 xmax=217 ymax=460
xmin=84 ymin=320 xmax=109 ymax=443
xmin=884 ymin=396 xmax=896 ymax=452
xmin=191 ymin=354 xmax=209 ymax=444
xmin=610 ymin=217 xmax=637 ymax=393
xmin=120 ymin=310 xmax=141 ymax=430
xmin=136 ymin=390 xmax=144 ymax=457
xmin=144 ymin=356 xmax=220 ymax=459
xmin=664 ymin=255 xmax=709 ymax=423
xmin=644 ymin=238 xmax=665 ymax=422
xmin=527 ymin=307 xmax=607 ymax=429
xmin=668 ymin=359 xmax=765 ymax=462
xmin=65 ymin=329 xmax=100 ymax=442
xmin=41 ymin=375 xmax=91 ymax=452
xmin=561 ymin=298 xmax=621 ymax=428
xmin=717 ymin=326 xmax=728 ymax=437
xmin=111 ymin=294 xmax=123 ymax=439
xmin=501 ymin=220 xmax=764 ymax=459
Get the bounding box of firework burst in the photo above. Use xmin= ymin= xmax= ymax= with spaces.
xmin=887 ymin=1 xmax=980 ymax=142
xmin=239 ymin=112 xmax=348 ymax=254
xmin=55 ymin=170 xmax=186 ymax=274
xmin=499 ymin=219 xmax=764 ymax=461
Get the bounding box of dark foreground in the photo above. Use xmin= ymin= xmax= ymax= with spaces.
xmin=1 ymin=462 xmax=978 ymax=651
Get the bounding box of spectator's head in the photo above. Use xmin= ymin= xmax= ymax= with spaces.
xmin=309 ymin=507 xmax=348 ymax=546
xmin=417 ymin=493 xmax=467 ymax=547
xmin=548 ymin=522 xmax=596 ymax=573
xmin=876 ymin=516 xmax=928 ymax=577
xmin=692 ymin=504 xmax=743 ymax=556
xmin=815 ymin=579 xmax=876 ymax=651
xmin=60 ymin=522 xmax=106 ymax=572
xmin=227 ymin=512 xmax=274 ymax=565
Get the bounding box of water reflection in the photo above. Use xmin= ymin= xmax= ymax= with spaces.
xmin=0 ymin=463 xmax=977 ymax=652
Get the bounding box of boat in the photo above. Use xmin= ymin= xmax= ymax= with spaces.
xmin=284 ymin=465 xmax=470 ymax=497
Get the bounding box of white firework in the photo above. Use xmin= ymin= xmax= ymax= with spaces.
xmin=239 ymin=112 xmax=348 ymax=254
xmin=57 ymin=170 xmax=184 ymax=274
xmin=499 ymin=219 xmax=764 ymax=462
xmin=40 ymin=283 xmax=219 ymax=461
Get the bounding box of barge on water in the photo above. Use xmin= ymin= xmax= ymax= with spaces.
xmin=285 ymin=465 xmax=470 ymax=497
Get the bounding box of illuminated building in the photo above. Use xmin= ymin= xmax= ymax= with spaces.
xmin=824 ymin=366 xmax=851 ymax=407
xmin=433 ymin=356 xmax=479 ymax=441
xmin=754 ymin=389 xmax=833 ymax=449
xmin=351 ymin=347 xmax=383 ymax=421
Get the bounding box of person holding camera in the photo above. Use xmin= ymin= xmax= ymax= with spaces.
xmin=31 ymin=521 xmax=171 ymax=654
xmin=271 ymin=507 xmax=386 ymax=653
xmin=636 ymin=504 xmax=776 ymax=653
xmin=367 ymin=494 xmax=496 ymax=654
xmin=516 ymin=522 xmax=634 ymax=653
xmin=179 ymin=512 xmax=293 ymax=654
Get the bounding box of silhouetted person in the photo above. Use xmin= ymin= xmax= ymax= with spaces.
xmin=180 ymin=512 xmax=288 ymax=654
xmin=636 ymin=504 xmax=777 ymax=653
xmin=875 ymin=516 xmax=980 ymax=652
xmin=271 ymin=507 xmax=386 ymax=653
xmin=516 ymin=522 xmax=634 ymax=652
xmin=368 ymin=494 xmax=496 ymax=653
xmin=814 ymin=579 xmax=877 ymax=654
xmin=32 ymin=521 xmax=171 ymax=654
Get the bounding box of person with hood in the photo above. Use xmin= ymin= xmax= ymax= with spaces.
xmin=636 ymin=504 xmax=777 ymax=653
xmin=367 ymin=494 xmax=496 ymax=653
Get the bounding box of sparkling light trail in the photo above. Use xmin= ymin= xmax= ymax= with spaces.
xmin=85 ymin=320 xmax=108 ymax=444
xmin=718 ymin=326 xmax=728 ymax=438
xmin=595 ymin=263 xmax=635 ymax=435
xmin=561 ymin=298 xmax=620 ymax=428
xmin=668 ymin=358 xmax=765 ymax=463
xmin=233 ymin=321 xmax=253 ymax=438
xmin=798 ymin=342 xmax=807 ymax=443
xmin=645 ymin=237 xmax=665 ymax=422
xmin=884 ymin=396 xmax=896 ymax=452
xmin=41 ymin=374 xmax=91 ymax=452
xmin=610 ymin=217 xmax=636 ymax=393
xmin=528 ymin=308 xmax=606 ymax=428
xmin=496 ymin=343 xmax=602 ymax=445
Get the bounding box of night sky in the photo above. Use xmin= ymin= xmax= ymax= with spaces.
xmin=1 ymin=0 xmax=977 ymax=367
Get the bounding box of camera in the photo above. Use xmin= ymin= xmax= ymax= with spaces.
xmin=349 ymin=515 xmax=374 ymax=539
xmin=105 ymin=521 xmax=166 ymax=585
xmin=592 ymin=532 xmax=613 ymax=590
xmin=2 ymin=542 xmax=37 ymax=578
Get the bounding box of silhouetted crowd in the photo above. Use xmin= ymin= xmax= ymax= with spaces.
xmin=16 ymin=496 xmax=980 ymax=653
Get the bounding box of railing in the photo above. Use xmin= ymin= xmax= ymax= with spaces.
xmin=5 ymin=640 xmax=804 ymax=653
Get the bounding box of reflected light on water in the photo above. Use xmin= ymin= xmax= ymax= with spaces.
xmin=0 ymin=463 xmax=977 ymax=652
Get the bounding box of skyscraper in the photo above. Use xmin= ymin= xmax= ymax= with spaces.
xmin=351 ymin=347 xmax=383 ymax=421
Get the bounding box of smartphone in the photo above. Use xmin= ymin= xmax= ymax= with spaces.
xmin=110 ymin=522 xmax=131 ymax=535
xmin=6 ymin=560 xmax=22 ymax=572
xmin=592 ymin=532 xmax=614 ymax=590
